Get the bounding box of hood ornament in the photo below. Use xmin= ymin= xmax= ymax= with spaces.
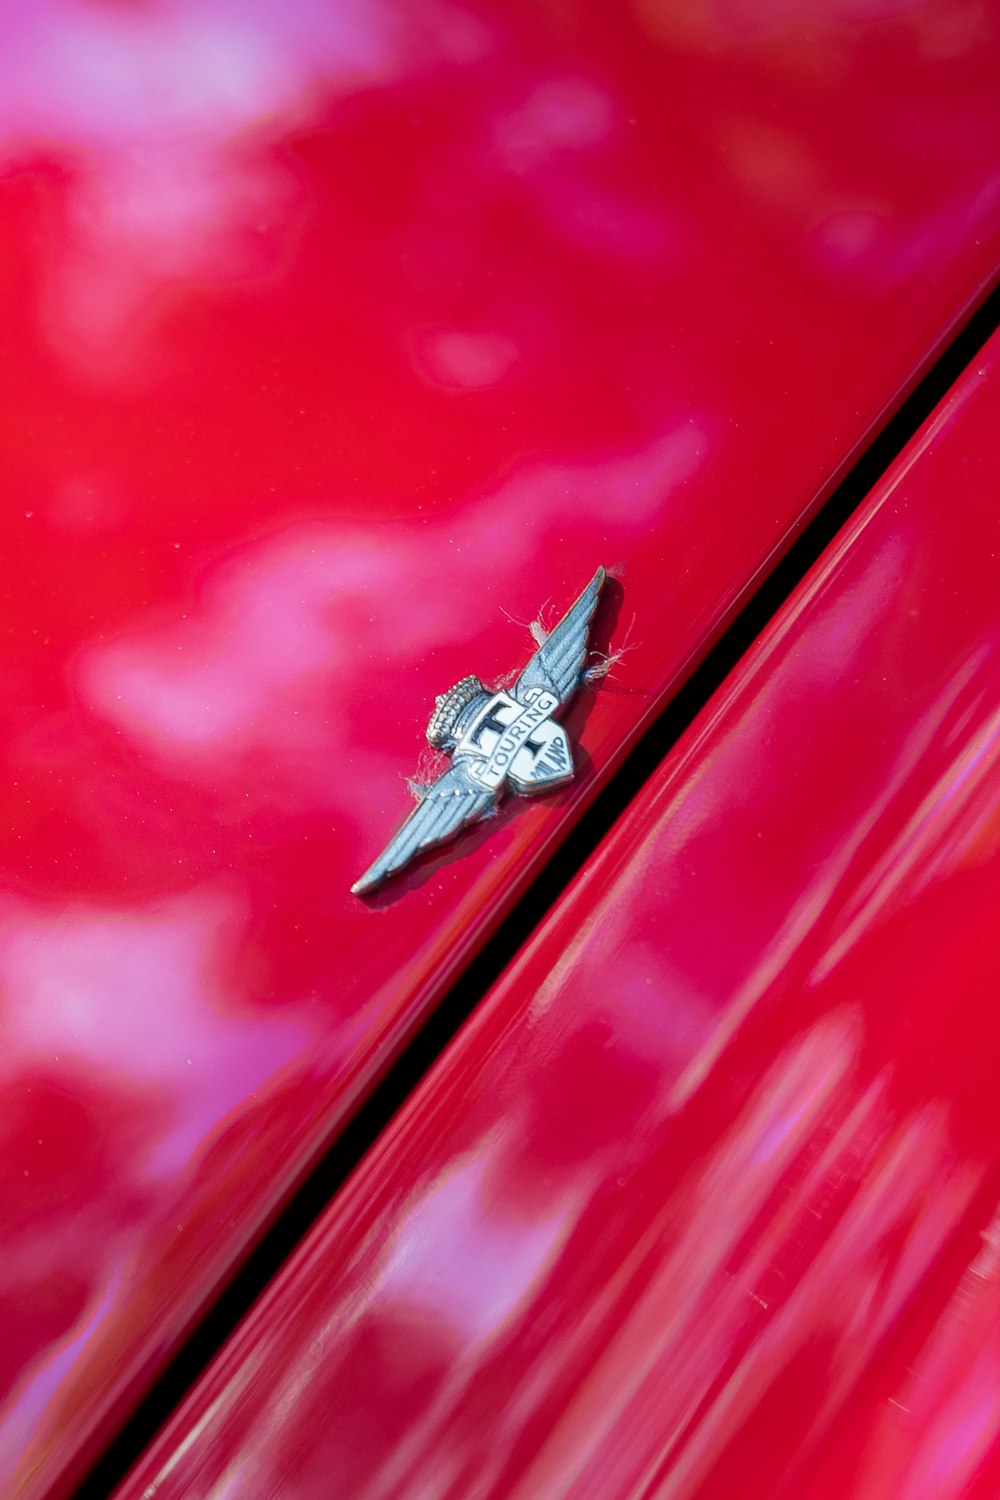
xmin=352 ymin=567 xmax=606 ymax=894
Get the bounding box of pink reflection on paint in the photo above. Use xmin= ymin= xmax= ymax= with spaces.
xmin=490 ymin=77 xmax=617 ymax=171
xmin=374 ymin=1147 xmax=577 ymax=1345
xmin=0 ymin=882 xmax=311 ymax=1473
xmin=0 ymin=0 xmax=471 ymax=369
xmin=412 ymin=327 xmax=521 ymax=389
xmin=0 ymin=2 xmax=401 ymax=145
xmin=0 ymin=886 xmax=310 ymax=1177
xmin=1 ymin=1269 xmax=123 ymax=1478
xmin=78 ymin=425 xmax=709 ymax=820
xmin=914 ymin=1391 xmax=1000 ymax=1497
xmin=285 ymin=1015 xmax=864 ymax=1500
xmin=819 ymin=1208 xmax=1000 ymax=1499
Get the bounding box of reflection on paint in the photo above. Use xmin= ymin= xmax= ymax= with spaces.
xmin=1 ymin=0 xmax=999 ymax=1494
xmin=828 ymin=1208 xmax=1000 ymax=1499
xmin=0 ymin=889 xmax=309 ymax=1175
xmin=108 ymin=334 xmax=1000 ymax=1498
xmin=372 ymin=1146 xmax=577 ymax=1344
xmin=0 ymin=885 xmax=310 ymax=1473
xmin=0 ymin=1271 xmax=123 ymax=1478
xmin=77 ymin=425 xmax=706 ymax=823
xmin=2 ymin=1 xmax=417 ymax=366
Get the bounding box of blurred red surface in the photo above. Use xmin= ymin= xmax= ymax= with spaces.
xmin=2 ymin=1 xmax=999 ymax=1494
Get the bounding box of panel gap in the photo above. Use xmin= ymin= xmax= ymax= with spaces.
xmin=77 ymin=277 xmax=1000 ymax=1500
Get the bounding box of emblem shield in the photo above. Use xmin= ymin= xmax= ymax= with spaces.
xmin=507 ymin=718 xmax=573 ymax=793
xmin=455 ymin=689 xmax=573 ymax=793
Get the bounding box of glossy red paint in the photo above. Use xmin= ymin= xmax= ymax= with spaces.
xmin=115 ymin=333 xmax=1000 ymax=1500
xmin=3 ymin=2 xmax=1000 ymax=1495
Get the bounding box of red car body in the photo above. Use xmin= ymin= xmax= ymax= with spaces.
xmin=1 ymin=1 xmax=999 ymax=1496
xmin=116 ymin=322 xmax=1000 ymax=1500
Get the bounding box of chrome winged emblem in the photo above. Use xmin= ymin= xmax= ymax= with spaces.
xmin=352 ymin=567 xmax=607 ymax=895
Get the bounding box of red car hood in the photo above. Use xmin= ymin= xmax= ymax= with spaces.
xmin=2 ymin=2 xmax=999 ymax=1495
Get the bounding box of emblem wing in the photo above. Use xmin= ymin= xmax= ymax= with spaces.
xmin=351 ymin=759 xmax=499 ymax=895
xmin=514 ymin=566 xmax=606 ymax=709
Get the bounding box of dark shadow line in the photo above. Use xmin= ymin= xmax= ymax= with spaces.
xmin=76 ymin=275 xmax=1000 ymax=1500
